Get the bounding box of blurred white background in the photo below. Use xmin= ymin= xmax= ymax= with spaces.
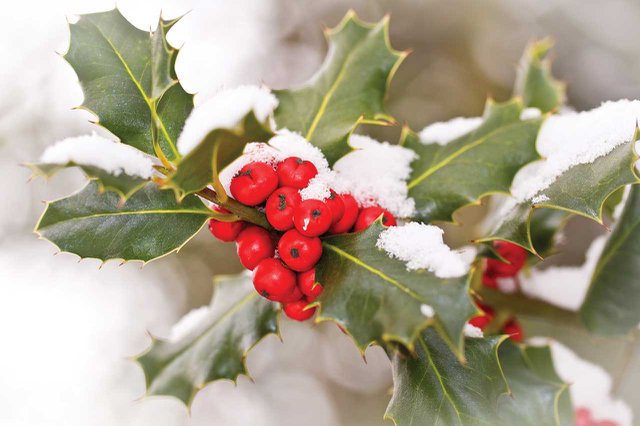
xmin=1 ymin=0 xmax=640 ymax=425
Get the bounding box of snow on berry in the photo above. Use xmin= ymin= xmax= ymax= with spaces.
xmin=177 ymin=85 xmax=278 ymax=155
xmin=376 ymin=222 xmax=469 ymax=279
xmin=419 ymin=116 xmax=483 ymax=145
xmin=40 ymin=133 xmax=155 ymax=178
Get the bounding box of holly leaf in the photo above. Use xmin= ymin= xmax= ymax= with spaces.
xmin=580 ymin=184 xmax=640 ymax=335
xmin=135 ymin=273 xmax=279 ymax=406
xmin=165 ymin=111 xmax=273 ymax=200
xmin=479 ymin=141 xmax=640 ymax=254
xmin=35 ymin=181 xmax=211 ymax=263
xmin=384 ymin=330 xmax=508 ymax=425
xmin=274 ymin=11 xmax=406 ymax=165
xmin=27 ymin=162 xmax=148 ymax=201
xmin=404 ymin=100 xmax=542 ymax=223
xmin=514 ymin=38 xmax=566 ymax=113
xmin=65 ymin=9 xmax=193 ymax=160
xmin=315 ymin=221 xmax=474 ymax=357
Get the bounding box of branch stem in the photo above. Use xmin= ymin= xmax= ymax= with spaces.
xmin=196 ymin=187 xmax=273 ymax=231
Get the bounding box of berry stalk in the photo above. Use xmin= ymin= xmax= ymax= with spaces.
xmin=197 ymin=187 xmax=273 ymax=231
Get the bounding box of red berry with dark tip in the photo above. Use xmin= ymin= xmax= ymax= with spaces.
xmin=324 ymin=189 xmax=345 ymax=225
xmin=208 ymin=205 xmax=246 ymax=242
xmin=353 ymin=206 xmax=396 ymax=231
xmin=230 ymin=161 xmax=278 ymax=206
xmin=278 ymin=229 xmax=323 ymax=272
xmin=283 ymin=298 xmax=316 ymax=321
xmin=293 ymin=199 xmax=332 ymax=237
xmin=298 ymin=268 xmax=323 ymax=302
xmin=503 ymin=319 xmax=524 ymax=342
xmin=328 ymin=194 xmax=359 ymax=234
xmin=235 ymin=225 xmax=275 ymax=270
xmin=253 ymin=258 xmax=296 ymax=302
xmin=265 ymin=187 xmax=301 ymax=231
xmin=276 ymin=156 xmax=318 ymax=189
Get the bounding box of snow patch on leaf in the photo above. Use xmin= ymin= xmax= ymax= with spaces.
xmin=418 ymin=116 xmax=482 ymax=145
xmin=40 ymin=133 xmax=155 ymax=178
xmin=520 ymin=107 xmax=542 ymax=120
xmin=168 ymin=306 xmax=210 ymax=343
xmin=178 ymin=85 xmax=278 ymax=155
xmin=375 ymin=222 xmax=469 ymax=278
xmin=463 ymin=323 xmax=484 ymax=338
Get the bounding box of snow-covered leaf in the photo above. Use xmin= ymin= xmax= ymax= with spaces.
xmin=580 ymin=184 xmax=640 ymax=335
xmin=514 ymin=38 xmax=565 ymax=113
xmin=315 ymin=221 xmax=474 ymax=357
xmin=274 ymin=11 xmax=406 ymax=165
xmin=135 ymin=273 xmax=279 ymax=406
xmin=405 ymin=100 xmax=542 ymax=223
xmin=35 ymin=182 xmax=211 ymax=262
xmin=65 ymin=9 xmax=192 ymax=160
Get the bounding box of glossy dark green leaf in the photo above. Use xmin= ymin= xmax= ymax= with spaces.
xmin=529 ymin=209 xmax=569 ymax=258
xmin=35 ymin=181 xmax=211 ymax=262
xmin=602 ymin=186 xmax=625 ymax=220
xmin=274 ymin=11 xmax=405 ymax=165
xmin=166 ymin=112 xmax=273 ymax=199
xmin=514 ymin=38 xmax=566 ymax=113
xmin=315 ymin=221 xmax=474 ymax=357
xmin=65 ymin=10 xmax=193 ymax=159
xmin=580 ymin=184 xmax=640 ymax=335
xmin=385 ymin=330 xmax=508 ymax=426
xmin=404 ymin=100 xmax=542 ymax=223
xmin=480 ymin=141 xmax=639 ymax=254
xmin=136 ymin=273 xmax=279 ymax=406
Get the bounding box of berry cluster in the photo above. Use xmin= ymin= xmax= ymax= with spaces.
xmin=208 ymin=155 xmax=396 ymax=321
xmin=468 ymin=303 xmax=523 ymax=342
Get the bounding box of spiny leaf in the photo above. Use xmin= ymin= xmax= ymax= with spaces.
xmin=479 ymin=141 xmax=640 ymax=254
xmin=165 ymin=111 xmax=273 ymax=200
xmin=580 ymin=184 xmax=640 ymax=335
xmin=274 ymin=11 xmax=406 ymax=165
xmin=27 ymin=162 xmax=148 ymax=201
xmin=514 ymin=38 xmax=565 ymax=113
xmin=65 ymin=9 xmax=193 ymax=160
xmin=135 ymin=273 xmax=279 ymax=406
xmin=35 ymin=181 xmax=211 ymax=263
xmin=315 ymin=221 xmax=474 ymax=358
xmin=404 ymin=100 xmax=542 ymax=223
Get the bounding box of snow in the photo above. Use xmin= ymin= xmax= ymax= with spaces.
xmin=420 ymin=304 xmax=435 ymax=318
xmin=40 ymin=133 xmax=155 ymax=178
xmin=376 ymin=222 xmax=469 ymax=278
xmin=512 ymin=99 xmax=640 ymax=202
xmin=520 ymin=107 xmax=542 ymax=120
xmin=519 ymin=236 xmax=607 ymax=310
xmin=418 ymin=116 xmax=483 ymax=145
xmin=463 ymin=323 xmax=484 ymax=338
xmin=177 ymin=85 xmax=278 ymax=155
xmin=333 ymin=134 xmax=417 ymax=217
xmin=496 ymin=276 xmax=518 ymax=294
xmin=168 ymin=306 xmax=210 ymax=343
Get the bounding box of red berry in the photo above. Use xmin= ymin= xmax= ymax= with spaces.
xmin=488 ymin=241 xmax=528 ymax=276
xmin=574 ymin=408 xmax=592 ymax=426
xmin=235 ymin=225 xmax=275 ymax=270
xmin=276 ymin=157 xmax=318 ymax=189
xmin=468 ymin=315 xmax=491 ymax=330
xmin=353 ymin=206 xmax=396 ymax=231
xmin=253 ymin=258 xmax=296 ymax=301
xmin=503 ymin=319 xmax=524 ymax=342
xmin=298 ymin=268 xmax=323 ymax=302
xmin=293 ymin=199 xmax=332 ymax=237
xmin=265 ymin=187 xmax=301 ymax=231
xmin=481 ymin=266 xmax=498 ymax=288
xmin=324 ymin=190 xmax=345 ymax=224
xmin=230 ymin=162 xmax=278 ymax=206
xmin=281 ymin=285 xmax=304 ymax=303
xmin=328 ymin=193 xmax=359 ymax=234
xmin=283 ymin=298 xmax=316 ymax=321
xmin=278 ymin=229 xmax=323 ymax=272
xmin=208 ymin=205 xmax=246 ymax=242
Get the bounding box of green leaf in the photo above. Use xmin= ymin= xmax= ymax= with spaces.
xmin=514 ymin=38 xmax=566 ymax=113
xmin=273 ymin=11 xmax=406 ymax=165
xmin=528 ymin=209 xmax=569 ymax=258
xmin=580 ymin=184 xmax=640 ymax=335
xmin=165 ymin=111 xmax=273 ymax=199
xmin=602 ymin=186 xmax=625 ymax=219
xmin=497 ymin=342 xmax=573 ymax=426
xmin=135 ymin=273 xmax=279 ymax=406
xmin=385 ymin=330 xmax=509 ymax=425
xmin=27 ymin=162 xmax=148 ymax=201
xmin=404 ymin=100 xmax=542 ymax=223
xmin=385 ymin=330 xmax=572 ymax=426
xmin=65 ymin=10 xmax=193 ymax=160
xmin=35 ymin=181 xmax=211 ymax=262
xmin=480 ymin=141 xmax=640 ymax=254
xmin=315 ymin=221 xmax=474 ymax=357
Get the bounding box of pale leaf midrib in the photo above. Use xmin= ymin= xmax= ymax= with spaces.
xmin=39 ymin=208 xmax=210 ymax=229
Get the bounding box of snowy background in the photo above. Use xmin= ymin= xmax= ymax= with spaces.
xmin=1 ymin=0 xmax=639 ymax=425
